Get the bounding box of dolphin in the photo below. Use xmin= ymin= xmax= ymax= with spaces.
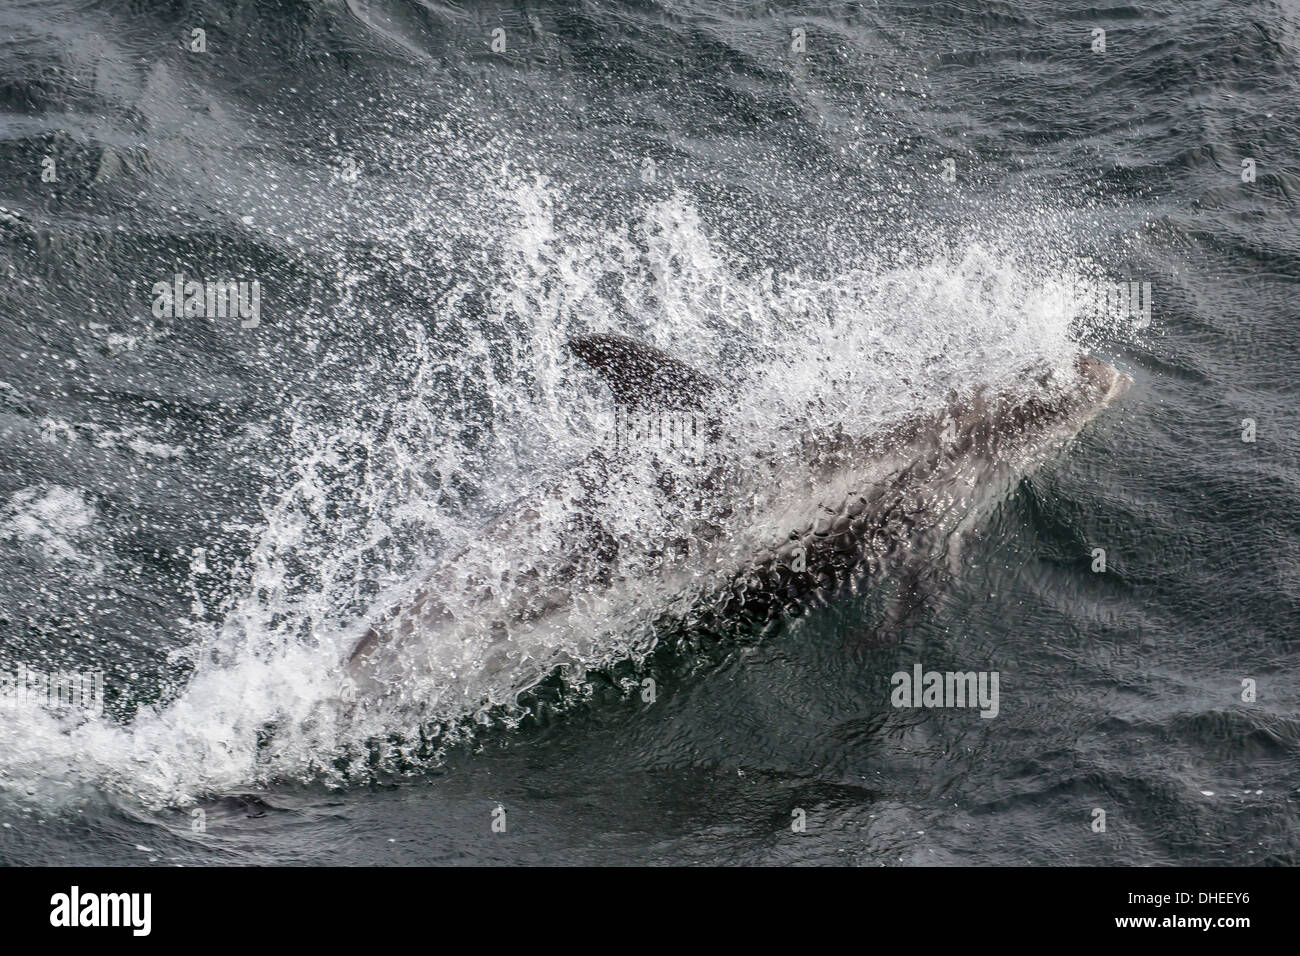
xmin=345 ymin=333 xmax=1130 ymax=703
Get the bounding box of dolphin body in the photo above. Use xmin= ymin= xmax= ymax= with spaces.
xmin=346 ymin=333 xmax=1130 ymax=704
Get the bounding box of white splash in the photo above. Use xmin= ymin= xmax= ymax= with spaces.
xmin=2 ymin=485 xmax=97 ymax=565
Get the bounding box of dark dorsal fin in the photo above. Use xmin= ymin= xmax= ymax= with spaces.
xmin=568 ymin=333 xmax=720 ymax=411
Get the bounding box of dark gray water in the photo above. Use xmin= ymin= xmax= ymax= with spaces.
xmin=0 ymin=0 xmax=1296 ymax=865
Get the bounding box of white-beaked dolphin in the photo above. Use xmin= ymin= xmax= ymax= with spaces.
xmin=346 ymin=332 xmax=1130 ymax=701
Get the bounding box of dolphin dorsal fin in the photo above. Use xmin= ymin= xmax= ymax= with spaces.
xmin=568 ymin=333 xmax=720 ymax=411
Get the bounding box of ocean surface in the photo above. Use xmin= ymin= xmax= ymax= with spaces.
xmin=0 ymin=0 xmax=1296 ymax=865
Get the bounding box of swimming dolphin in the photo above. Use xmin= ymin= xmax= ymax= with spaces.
xmin=345 ymin=333 xmax=1130 ymax=703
